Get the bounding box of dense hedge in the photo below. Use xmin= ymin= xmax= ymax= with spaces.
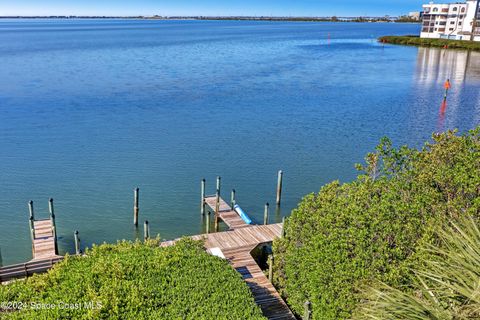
xmin=273 ymin=128 xmax=480 ymax=319
xmin=379 ymin=35 xmax=480 ymax=51
xmin=0 ymin=239 xmax=265 ymax=319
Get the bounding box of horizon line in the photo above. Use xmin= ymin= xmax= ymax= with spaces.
xmin=0 ymin=14 xmax=414 ymax=18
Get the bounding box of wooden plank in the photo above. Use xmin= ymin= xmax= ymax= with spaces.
xmin=222 ymin=247 xmax=295 ymax=320
xmin=31 ymin=218 xmax=56 ymax=260
xmin=0 ymin=257 xmax=63 ymax=283
xmin=204 ymin=196 xmax=249 ymax=229
xmin=159 ymin=223 xmax=293 ymax=319
xmin=204 ymin=196 xmax=231 ymax=212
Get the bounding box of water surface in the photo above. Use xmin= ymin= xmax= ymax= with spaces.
xmin=1 ymin=20 xmax=479 ymax=264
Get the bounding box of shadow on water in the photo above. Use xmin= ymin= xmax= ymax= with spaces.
xmin=58 ymin=235 xmax=75 ymax=256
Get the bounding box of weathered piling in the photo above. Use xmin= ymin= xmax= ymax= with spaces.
xmin=28 ymin=200 xmax=34 ymax=219
xmin=201 ymin=179 xmax=206 ymax=215
xmin=268 ymin=254 xmax=274 ymax=281
xmin=303 ymin=301 xmax=312 ymax=320
xmin=276 ymin=170 xmax=283 ymax=206
xmin=214 ymin=213 xmax=219 ymax=232
xmin=206 ymin=211 xmax=211 ymax=234
xmin=144 ymin=220 xmax=150 ymax=240
xmin=264 ymin=203 xmax=269 ymax=225
xmin=49 ymin=198 xmax=58 ymax=255
xmin=134 ymin=187 xmax=139 ymax=226
xmin=214 ymin=176 xmax=221 ymax=232
xmin=215 ymin=176 xmax=221 ymax=214
xmin=230 ymin=189 xmax=236 ymax=210
xmin=74 ymin=230 xmax=81 ymax=255
xmin=281 ymin=217 xmax=286 ymax=238
xmin=28 ymin=201 xmax=35 ymax=241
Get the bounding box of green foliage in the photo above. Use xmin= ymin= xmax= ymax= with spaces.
xmin=356 ymin=216 xmax=480 ymax=319
xmin=273 ymin=128 xmax=480 ymax=319
xmin=0 ymin=239 xmax=265 ymax=320
xmin=379 ymin=36 xmax=480 ymax=51
xmin=396 ymin=16 xmax=420 ymax=23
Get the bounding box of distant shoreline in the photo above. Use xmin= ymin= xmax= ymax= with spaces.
xmin=0 ymin=16 xmax=420 ymax=23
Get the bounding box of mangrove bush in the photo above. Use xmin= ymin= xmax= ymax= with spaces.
xmin=273 ymin=128 xmax=480 ymax=319
xmin=0 ymin=239 xmax=265 ymax=320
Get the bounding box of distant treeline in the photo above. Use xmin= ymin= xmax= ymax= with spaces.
xmin=0 ymin=16 xmax=132 ymax=19
xmin=0 ymin=15 xmax=420 ymax=23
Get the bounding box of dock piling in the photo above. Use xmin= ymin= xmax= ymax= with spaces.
xmin=201 ymin=179 xmax=206 ymax=215
xmin=276 ymin=170 xmax=283 ymax=206
xmin=74 ymin=231 xmax=81 ymax=255
xmin=214 ymin=176 xmax=221 ymax=232
xmin=0 ymin=247 xmax=3 ymax=267
xmin=28 ymin=201 xmax=35 ymax=241
xmin=281 ymin=217 xmax=286 ymax=238
xmin=48 ymin=198 xmax=58 ymax=255
xmin=28 ymin=200 xmax=34 ymax=220
xmin=303 ymin=301 xmax=312 ymax=320
xmin=206 ymin=211 xmax=211 ymax=234
xmin=268 ymin=254 xmax=274 ymax=282
xmin=144 ymin=220 xmax=150 ymax=241
xmin=134 ymin=187 xmax=139 ymax=226
xmin=264 ymin=203 xmax=269 ymax=225
xmin=230 ymin=189 xmax=236 ymax=210
xmin=215 ymin=176 xmax=221 ymax=214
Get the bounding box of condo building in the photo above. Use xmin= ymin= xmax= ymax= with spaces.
xmin=421 ymin=0 xmax=480 ymax=41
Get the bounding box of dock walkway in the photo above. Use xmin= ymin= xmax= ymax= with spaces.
xmin=162 ymin=221 xmax=295 ymax=320
xmin=204 ymin=195 xmax=248 ymax=229
xmin=28 ymin=200 xmax=60 ymax=261
xmin=32 ymin=219 xmax=59 ymax=260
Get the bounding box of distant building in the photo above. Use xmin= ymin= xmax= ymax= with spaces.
xmin=409 ymin=11 xmax=421 ymax=21
xmin=421 ymin=0 xmax=480 ymax=41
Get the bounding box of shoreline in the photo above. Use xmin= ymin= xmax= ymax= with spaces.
xmin=379 ymin=35 xmax=480 ymax=51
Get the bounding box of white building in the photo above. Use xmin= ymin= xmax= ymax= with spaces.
xmin=409 ymin=11 xmax=421 ymax=20
xmin=421 ymin=0 xmax=480 ymax=41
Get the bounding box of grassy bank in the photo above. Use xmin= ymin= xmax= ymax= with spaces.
xmin=379 ymin=35 xmax=480 ymax=51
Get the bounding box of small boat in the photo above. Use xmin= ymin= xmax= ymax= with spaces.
xmin=234 ymin=205 xmax=253 ymax=225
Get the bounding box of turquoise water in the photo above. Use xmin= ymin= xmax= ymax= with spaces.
xmin=1 ymin=19 xmax=480 ymax=264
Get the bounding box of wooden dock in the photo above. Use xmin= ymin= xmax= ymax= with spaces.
xmin=31 ymin=219 xmax=59 ymax=260
xmin=225 ymin=247 xmax=294 ymax=320
xmin=0 ymin=257 xmax=63 ymax=283
xmin=4 ymin=183 xmax=295 ymax=318
xmin=28 ymin=200 xmax=60 ymax=261
xmin=162 ymin=222 xmax=295 ymax=320
xmin=204 ymin=195 xmax=249 ymax=229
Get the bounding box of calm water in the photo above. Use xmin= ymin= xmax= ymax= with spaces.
xmin=1 ymin=19 xmax=480 ymax=264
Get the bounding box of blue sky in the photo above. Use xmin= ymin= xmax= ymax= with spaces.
xmin=0 ymin=0 xmax=459 ymax=17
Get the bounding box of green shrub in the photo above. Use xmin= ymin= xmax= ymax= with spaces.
xmin=0 ymin=239 xmax=265 ymax=320
xmin=378 ymin=35 xmax=480 ymax=51
xmin=273 ymin=128 xmax=480 ymax=319
xmin=356 ymin=216 xmax=480 ymax=319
